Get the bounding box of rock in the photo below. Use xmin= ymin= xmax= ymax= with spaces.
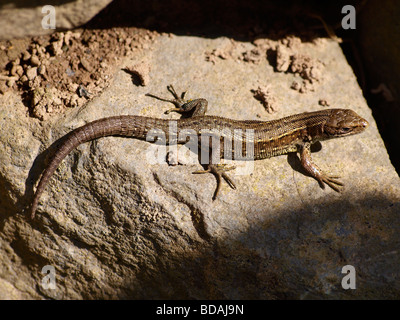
xmin=19 ymin=75 xmax=28 ymax=83
xmin=0 ymin=1 xmax=113 ymax=41
xmin=22 ymin=51 xmax=31 ymax=61
xmin=66 ymin=93 xmax=80 ymax=108
xmin=79 ymin=58 xmax=92 ymax=72
xmin=15 ymin=65 xmax=24 ymax=77
xmin=50 ymin=35 xmax=64 ymax=56
xmin=124 ymin=60 xmax=151 ymax=86
xmin=0 ymin=82 xmax=7 ymax=94
xmin=25 ymin=67 xmax=37 ymax=80
xmin=30 ymin=55 xmax=40 ymax=67
xmin=10 ymin=65 xmax=18 ymax=76
xmin=6 ymin=79 xmax=15 ymax=87
xmin=38 ymin=65 xmax=46 ymax=76
xmin=0 ymin=35 xmax=399 ymax=300
xmin=10 ymin=65 xmax=23 ymax=80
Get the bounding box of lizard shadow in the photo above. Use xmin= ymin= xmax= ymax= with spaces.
xmin=18 ymin=130 xmax=77 ymax=220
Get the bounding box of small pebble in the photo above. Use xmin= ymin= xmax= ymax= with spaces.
xmin=22 ymin=51 xmax=31 ymax=61
xmin=26 ymin=67 xmax=38 ymax=80
xmin=38 ymin=65 xmax=46 ymax=76
xmin=30 ymin=55 xmax=40 ymax=66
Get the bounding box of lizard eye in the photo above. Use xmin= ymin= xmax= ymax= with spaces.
xmin=341 ymin=127 xmax=351 ymax=133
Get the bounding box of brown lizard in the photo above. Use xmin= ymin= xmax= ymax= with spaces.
xmin=29 ymin=85 xmax=368 ymax=218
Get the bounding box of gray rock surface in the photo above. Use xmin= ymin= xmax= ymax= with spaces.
xmin=0 ymin=34 xmax=399 ymax=299
xmin=0 ymin=0 xmax=112 ymax=40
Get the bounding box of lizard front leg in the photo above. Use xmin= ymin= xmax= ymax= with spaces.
xmin=146 ymin=84 xmax=208 ymax=117
xmin=298 ymin=142 xmax=343 ymax=192
xmin=147 ymin=85 xmax=235 ymax=199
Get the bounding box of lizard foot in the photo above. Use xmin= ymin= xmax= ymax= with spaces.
xmin=316 ymin=174 xmax=343 ymax=192
xmin=193 ymin=164 xmax=236 ymax=199
xmin=146 ymin=84 xmax=187 ymax=113
xmin=146 ymin=85 xmax=208 ymax=117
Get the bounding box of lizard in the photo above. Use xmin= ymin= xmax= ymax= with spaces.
xmin=29 ymin=85 xmax=369 ymax=219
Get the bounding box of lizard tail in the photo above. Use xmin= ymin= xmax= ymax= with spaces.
xmin=30 ymin=129 xmax=84 ymax=219
xmin=30 ymin=115 xmax=169 ymax=219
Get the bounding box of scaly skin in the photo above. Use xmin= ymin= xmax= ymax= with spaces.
xmin=30 ymin=85 xmax=368 ymax=218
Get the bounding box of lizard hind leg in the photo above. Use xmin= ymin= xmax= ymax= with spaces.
xmin=193 ymin=164 xmax=237 ymax=200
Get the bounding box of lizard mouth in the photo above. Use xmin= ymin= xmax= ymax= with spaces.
xmin=324 ymin=109 xmax=369 ymax=137
xmin=350 ymin=117 xmax=369 ymax=135
xmin=361 ymin=119 xmax=369 ymax=129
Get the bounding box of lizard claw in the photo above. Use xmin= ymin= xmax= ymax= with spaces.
xmin=317 ymin=175 xmax=343 ymax=192
xmin=164 ymin=108 xmax=182 ymax=114
xmin=193 ymin=164 xmax=236 ymax=199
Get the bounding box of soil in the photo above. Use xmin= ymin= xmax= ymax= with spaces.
xmin=0 ymin=25 xmax=328 ymax=122
xmin=0 ymin=27 xmax=157 ymax=120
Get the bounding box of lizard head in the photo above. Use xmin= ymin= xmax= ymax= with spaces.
xmin=323 ymin=109 xmax=369 ymax=138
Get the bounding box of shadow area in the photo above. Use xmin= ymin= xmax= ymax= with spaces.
xmin=0 ymin=131 xmax=74 ymax=229
xmin=3 ymin=146 xmax=400 ymax=299
xmin=83 ymin=0 xmax=358 ymax=43
xmin=12 ymin=130 xmax=75 ymax=222
xmin=122 ymin=192 xmax=400 ymax=299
